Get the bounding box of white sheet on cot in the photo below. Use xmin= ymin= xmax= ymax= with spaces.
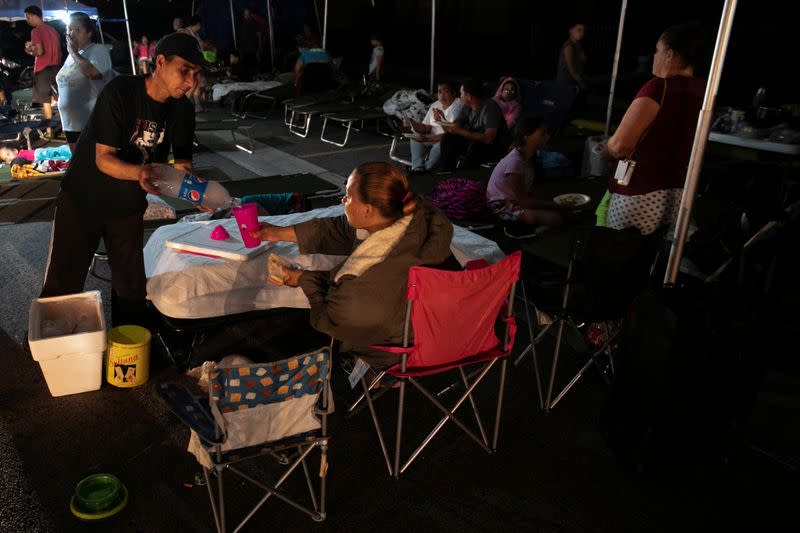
xmin=210 ymin=80 xmax=281 ymax=102
xmin=144 ymin=205 xmax=506 ymax=319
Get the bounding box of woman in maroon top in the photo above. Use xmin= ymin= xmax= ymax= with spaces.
xmin=599 ymin=22 xmax=706 ymax=235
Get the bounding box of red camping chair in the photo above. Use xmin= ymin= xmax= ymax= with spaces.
xmin=355 ymin=251 xmax=521 ymax=477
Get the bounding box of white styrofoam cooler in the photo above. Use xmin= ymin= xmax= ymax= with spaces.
xmin=28 ymin=291 xmax=106 ymax=397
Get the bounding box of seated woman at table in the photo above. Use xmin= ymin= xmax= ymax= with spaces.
xmin=596 ymin=22 xmax=705 ymax=235
xmin=486 ymin=116 xmax=564 ymax=228
xmin=250 ymin=162 xmax=454 ymax=368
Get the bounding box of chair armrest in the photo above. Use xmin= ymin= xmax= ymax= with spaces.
xmin=156 ymin=383 xmax=222 ymax=446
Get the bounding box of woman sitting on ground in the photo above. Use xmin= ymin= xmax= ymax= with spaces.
xmin=492 ymin=76 xmax=522 ymax=129
xmin=250 ymin=162 xmax=454 ymax=368
xmin=486 ymin=116 xmax=564 ymax=228
xmin=407 ymin=80 xmax=463 ymax=172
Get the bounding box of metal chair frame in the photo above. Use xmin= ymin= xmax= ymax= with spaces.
xmin=515 ymin=228 xmax=665 ymax=412
xmin=158 ymin=348 xmax=332 ymax=532
xmin=350 ymin=279 xmax=518 ymax=477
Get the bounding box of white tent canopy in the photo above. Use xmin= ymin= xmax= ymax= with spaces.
xmin=0 ymin=0 xmax=98 ymax=22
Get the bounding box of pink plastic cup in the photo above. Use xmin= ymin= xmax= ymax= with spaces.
xmin=232 ymin=203 xmax=261 ymax=248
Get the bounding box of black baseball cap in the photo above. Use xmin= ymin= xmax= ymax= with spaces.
xmin=153 ymin=32 xmax=206 ymax=66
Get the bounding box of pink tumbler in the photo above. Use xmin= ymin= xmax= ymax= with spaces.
xmin=232 ymin=203 xmax=261 ymax=248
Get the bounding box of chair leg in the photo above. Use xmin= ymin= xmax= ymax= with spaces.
xmin=514 ymin=281 xmax=545 ymax=409
xmin=548 ymin=323 xmax=621 ymax=410
xmin=204 ymin=467 xmax=223 ymax=533
xmin=300 ymin=454 xmax=319 ymax=512
xmin=216 ymin=464 xmax=227 ymax=533
xmin=228 ymin=444 xmax=320 ymax=529
xmin=347 ymin=370 xmax=385 ymax=414
xmin=393 ymin=378 xmax=406 ymax=478
xmin=544 ymin=317 xmax=567 ymax=412
xmin=318 ymin=440 xmax=328 ymax=521
xmin=460 ymin=367 xmax=489 ymax=447
xmin=492 ymin=358 xmax=508 ymax=451
xmin=401 ymin=367 xmax=495 ymax=474
xmin=388 ymin=135 xmax=411 ymax=167
xmin=361 ymin=376 xmax=393 ymax=475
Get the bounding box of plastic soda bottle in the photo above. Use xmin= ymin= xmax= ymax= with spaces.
xmin=150 ymin=165 xmax=233 ymax=210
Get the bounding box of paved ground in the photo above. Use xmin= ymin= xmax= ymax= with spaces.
xmin=1 ymin=92 xmax=797 ymax=532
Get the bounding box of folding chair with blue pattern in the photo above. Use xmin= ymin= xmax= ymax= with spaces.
xmin=158 ymin=347 xmax=333 ymax=531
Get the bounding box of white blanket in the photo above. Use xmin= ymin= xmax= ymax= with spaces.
xmin=145 ymin=205 xmax=506 ymax=319
xmin=211 ymin=80 xmax=281 ymax=102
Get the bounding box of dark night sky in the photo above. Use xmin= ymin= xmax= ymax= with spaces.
xmin=3 ymin=0 xmax=795 ymax=107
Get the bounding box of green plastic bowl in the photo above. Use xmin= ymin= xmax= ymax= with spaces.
xmin=74 ymin=474 xmax=122 ymax=513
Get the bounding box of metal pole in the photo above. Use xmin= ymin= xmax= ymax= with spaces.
xmin=97 ymin=16 xmax=105 ymax=45
xmin=229 ymin=0 xmax=237 ymax=49
xmin=429 ymin=0 xmax=436 ymax=95
xmin=313 ymin=0 xmax=321 ymax=34
xmin=322 ymin=0 xmax=328 ymax=49
xmin=664 ymin=0 xmax=739 ymax=284
xmin=604 ymin=0 xmax=627 ymax=138
xmin=192 ymin=1 xmax=196 ymax=17
xmin=266 ymin=0 xmax=276 ymax=69
xmin=122 ymin=0 xmax=136 ymax=75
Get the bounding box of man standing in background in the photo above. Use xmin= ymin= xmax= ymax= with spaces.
xmin=241 ymin=8 xmax=264 ymax=73
xmin=24 ymin=5 xmax=62 ymax=137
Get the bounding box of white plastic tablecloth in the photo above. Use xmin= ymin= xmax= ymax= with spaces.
xmin=145 ymin=205 xmax=506 ymax=319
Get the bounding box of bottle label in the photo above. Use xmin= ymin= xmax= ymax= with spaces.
xmin=177 ymin=174 xmax=209 ymax=205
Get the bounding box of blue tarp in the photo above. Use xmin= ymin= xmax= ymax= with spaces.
xmin=0 ymin=0 xmax=98 ymax=22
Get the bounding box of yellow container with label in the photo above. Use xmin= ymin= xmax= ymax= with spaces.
xmin=106 ymin=325 xmax=151 ymax=388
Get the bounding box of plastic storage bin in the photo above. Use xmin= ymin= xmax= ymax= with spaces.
xmin=28 ymin=291 xmax=106 ymax=397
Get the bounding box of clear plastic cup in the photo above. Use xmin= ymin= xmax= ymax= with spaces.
xmin=232 ymin=202 xmax=261 ymax=248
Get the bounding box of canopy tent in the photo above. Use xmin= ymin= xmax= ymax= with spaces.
xmin=0 ymin=0 xmax=98 ymax=22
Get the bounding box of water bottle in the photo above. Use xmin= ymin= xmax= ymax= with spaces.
xmin=150 ymin=166 xmax=234 ymax=210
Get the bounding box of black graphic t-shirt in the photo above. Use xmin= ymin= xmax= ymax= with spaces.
xmin=61 ymin=75 xmax=195 ymax=218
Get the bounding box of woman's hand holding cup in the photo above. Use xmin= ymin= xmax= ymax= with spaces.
xmin=249 ymin=222 xmax=276 ymax=242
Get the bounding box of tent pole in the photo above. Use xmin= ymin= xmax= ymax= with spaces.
xmin=664 ymin=0 xmax=739 ymax=285
xmin=122 ymin=0 xmax=136 ymax=75
xmin=97 ymin=17 xmax=105 ymax=45
xmin=229 ymin=0 xmax=237 ymax=49
xmin=429 ymin=0 xmax=436 ymax=95
xmin=322 ymin=0 xmax=328 ymax=49
xmin=314 ymin=0 xmax=321 ymax=35
xmin=604 ymin=0 xmax=627 ymax=138
xmin=266 ymin=0 xmax=276 ymax=70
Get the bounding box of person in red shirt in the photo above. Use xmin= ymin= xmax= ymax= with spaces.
xmin=597 ymin=22 xmax=706 ymax=235
xmin=24 ymin=5 xmax=62 ymax=136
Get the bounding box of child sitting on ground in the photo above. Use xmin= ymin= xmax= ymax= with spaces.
xmin=486 ymin=116 xmax=565 ymax=230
